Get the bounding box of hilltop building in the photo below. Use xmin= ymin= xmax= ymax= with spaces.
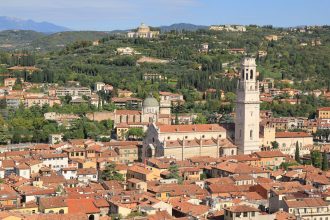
xmin=127 ymin=23 xmax=159 ymax=39
xmin=235 ymin=58 xmax=260 ymax=154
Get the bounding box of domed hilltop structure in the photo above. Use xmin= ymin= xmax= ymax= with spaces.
xmin=137 ymin=23 xmax=150 ymax=33
xmin=127 ymin=23 xmax=159 ymax=39
xmin=142 ymin=94 xmax=160 ymax=123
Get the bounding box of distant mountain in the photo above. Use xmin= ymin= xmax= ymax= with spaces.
xmin=0 ymin=16 xmax=71 ymax=33
xmin=159 ymin=23 xmax=208 ymax=32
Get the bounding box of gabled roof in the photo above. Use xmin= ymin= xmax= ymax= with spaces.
xmin=275 ymin=131 xmax=312 ymax=138
xmin=225 ymin=204 xmax=259 ymax=213
xmin=254 ymin=151 xmax=285 ymax=158
xmin=67 ymin=198 xmax=100 ymax=214
xmin=284 ymin=197 xmax=328 ymax=208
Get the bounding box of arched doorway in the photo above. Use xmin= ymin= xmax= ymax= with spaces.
xmin=146 ymin=147 xmax=153 ymax=158
xmin=88 ymin=214 xmax=95 ymax=220
xmin=59 ymin=209 xmax=64 ymax=214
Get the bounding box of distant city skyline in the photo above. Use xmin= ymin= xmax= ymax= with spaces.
xmin=0 ymin=0 xmax=329 ymax=31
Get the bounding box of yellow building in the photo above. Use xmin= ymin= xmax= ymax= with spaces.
xmin=260 ymin=125 xmax=276 ymax=148
xmin=254 ymin=151 xmax=286 ymax=170
xmin=38 ymin=196 xmax=68 ymax=214
xmin=317 ymin=107 xmax=330 ymax=119
xmin=12 ymin=201 xmax=39 ymax=214
xmin=126 ymin=164 xmax=161 ymax=181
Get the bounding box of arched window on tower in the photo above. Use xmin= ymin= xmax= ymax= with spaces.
xmin=250 ymin=130 xmax=253 ymax=140
xmin=246 ymin=73 xmax=248 ymax=80
xmin=250 ymin=69 xmax=253 ymax=79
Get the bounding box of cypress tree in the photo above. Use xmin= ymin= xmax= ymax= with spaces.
xmin=295 ymin=141 xmax=300 ymax=163
xmin=322 ymin=152 xmax=328 ymax=171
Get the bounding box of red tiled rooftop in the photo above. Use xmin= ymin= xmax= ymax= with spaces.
xmin=67 ymin=198 xmax=100 ymax=214
xmin=275 ymin=131 xmax=312 ymax=138
xmin=158 ymin=124 xmax=225 ymax=133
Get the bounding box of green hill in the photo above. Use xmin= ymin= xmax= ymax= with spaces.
xmin=0 ymin=30 xmax=109 ymax=51
xmin=0 ymin=30 xmax=45 ymax=49
xmin=31 ymin=31 xmax=109 ymax=51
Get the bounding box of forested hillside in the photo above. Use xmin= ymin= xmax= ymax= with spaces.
xmin=0 ymin=25 xmax=329 ymax=120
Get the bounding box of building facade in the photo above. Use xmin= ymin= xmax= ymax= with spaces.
xmin=142 ymin=124 xmax=236 ymax=161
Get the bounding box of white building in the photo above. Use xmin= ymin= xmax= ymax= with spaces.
xmin=40 ymin=153 xmax=68 ymax=171
xmin=14 ymin=163 xmax=30 ymax=179
xmin=116 ymin=47 xmax=138 ymax=55
xmin=61 ymin=167 xmax=77 ymax=180
xmin=77 ymin=168 xmax=98 ymax=183
xmin=94 ymin=82 xmax=105 ymax=92
xmin=235 ymin=58 xmax=260 ymax=154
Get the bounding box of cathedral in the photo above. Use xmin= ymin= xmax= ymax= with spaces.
xmin=235 ymin=57 xmax=260 ymax=154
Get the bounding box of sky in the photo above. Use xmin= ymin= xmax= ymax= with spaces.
xmin=0 ymin=0 xmax=329 ymax=31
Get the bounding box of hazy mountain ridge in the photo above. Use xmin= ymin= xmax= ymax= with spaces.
xmin=158 ymin=23 xmax=208 ymax=32
xmin=0 ymin=16 xmax=71 ymax=33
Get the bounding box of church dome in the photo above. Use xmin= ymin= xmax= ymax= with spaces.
xmin=143 ymin=95 xmax=159 ymax=108
xmin=138 ymin=23 xmax=150 ymax=33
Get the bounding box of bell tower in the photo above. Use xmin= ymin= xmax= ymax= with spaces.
xmin=235 ymin=57 xmax=260 ymax=154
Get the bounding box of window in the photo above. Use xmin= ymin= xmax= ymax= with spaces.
xmin=251 ymin=212 xmax=255 ymax=217
xmin=202 ymin=135 xmax=205 ymax=138
xmin=185 ymin=136 xmax=188 ymax=139
xmin=246 ymin=73 xmax=248 ymax=80
xmin=250 ymin=130 xmax=253 ymax=140
xmin=243 ymin=212 xmax=248 ymax=217
xmin=236 ymin=212 xmax=240 ymax=217
xmin=250 ymin=69 xmax=253 ymax=79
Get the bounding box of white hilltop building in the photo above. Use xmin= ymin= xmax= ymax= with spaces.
xmin=127 ymin=23 xmax=159 ymax=39
xmin=235 ymin=57 xmax=260 ymax=154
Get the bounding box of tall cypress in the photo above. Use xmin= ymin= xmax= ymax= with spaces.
xmin=295 ymin=141 xmax=300 ymax=163
xmin=322 ymin=152 xmax=328 ymax=171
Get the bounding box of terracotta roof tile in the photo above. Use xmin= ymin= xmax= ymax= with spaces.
xmin=158 ymin=124 xmax=225 ymax=133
